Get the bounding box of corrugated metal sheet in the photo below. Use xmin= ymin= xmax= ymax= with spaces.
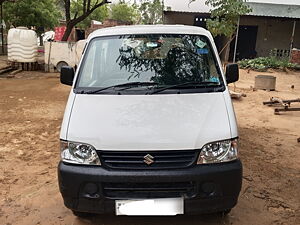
xmin=164 ymin=0 xmax=300 ymax=19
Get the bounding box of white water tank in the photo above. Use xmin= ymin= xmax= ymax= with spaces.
xmin=8 ymin=27 xmax=38 ymax=63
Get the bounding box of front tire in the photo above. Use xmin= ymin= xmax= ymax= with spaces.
xmin=216 ymin=209 xmax=231 ymax=217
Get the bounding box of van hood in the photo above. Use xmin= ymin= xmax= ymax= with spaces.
xmin=67 ymin=93 xmax=232 ymax=150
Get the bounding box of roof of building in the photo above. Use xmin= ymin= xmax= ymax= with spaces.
xmin=247 ymin=2 xmax=300 ymax=18
xmin=164 ymin=0 xmax=300 ymax=19
xmin=164 ymin=0 xmax=209 ymax=14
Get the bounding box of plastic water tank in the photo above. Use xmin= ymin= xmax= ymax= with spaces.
xmin=8 ymin=27 xmax=38 ymax=63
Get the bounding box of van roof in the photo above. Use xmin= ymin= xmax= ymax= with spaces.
xmin=88 ymin=25 xmax=211 ymax=40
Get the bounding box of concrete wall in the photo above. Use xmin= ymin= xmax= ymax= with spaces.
xmin=240 ymin=16 xmax=300 ymax=57
xmin=164 ymin=12 xmax=197 ymax=25
xmin=293 ymin=21 xmax=300 ymax=49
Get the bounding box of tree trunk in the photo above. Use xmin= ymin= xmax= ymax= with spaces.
xmin=61 ymin=0 xmax=110 ymax=42
xmin=39 ymin=34 xmax=43 ymax=46
xmin=61 ymin=22 xmax=74 ymax=42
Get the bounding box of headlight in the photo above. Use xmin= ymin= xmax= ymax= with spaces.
xmin=60 ymin=140 xmax=101 ymax=165
xmin=197 ymin=139 xmax=238 ymax=164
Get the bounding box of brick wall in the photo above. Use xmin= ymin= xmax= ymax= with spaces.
xmin=290 ymin=49 xmax=300 ymax=64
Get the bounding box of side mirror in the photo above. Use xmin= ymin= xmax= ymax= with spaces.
xmin=60 ymin=66 xmax=75 ymax=86
xmin=225 ymin=63 xmax=239 ymax=84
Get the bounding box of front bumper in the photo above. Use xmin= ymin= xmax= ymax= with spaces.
xmin=58 ymin=160 xmax=242 ymax=214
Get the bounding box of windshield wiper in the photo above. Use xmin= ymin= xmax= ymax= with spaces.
xmin=84 ymin=82 xmax=158 ymax=94
xmin=148 ymin=81 xmax=220 ymax=95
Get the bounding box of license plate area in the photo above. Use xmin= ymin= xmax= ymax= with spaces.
xmin=115 ymin=198 xmax=184 ymax=216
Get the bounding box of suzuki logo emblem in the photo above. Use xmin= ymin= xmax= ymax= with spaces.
xmin=143 ymin=154 xmax=154 ymax=165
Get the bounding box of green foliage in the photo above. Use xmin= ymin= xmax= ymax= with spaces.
xmin=139 ymin=0 xmax=163 ymax=24
xmin=238 ymin=57 xmax=298 ymax=71
xmin=71 ymin=0 xmax=109 ymax=29
xmin=110 ymin=1 xmax=139 ymax=23
xmin=4 ymin=0 xmax=61 ymax=34
xmin=190 ymin=0 xmax=251 ymax=37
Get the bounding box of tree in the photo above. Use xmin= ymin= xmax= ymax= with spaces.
xmin=4 ymin=0 xmax=60 ymax=32
xmin=71 ymin=0 xmax=109 ymax=29
xmin=4 ymin=0 xmax=60 ymax=45
xmin=110 ymin=1 xmax=138 ymax=24
xmin=139 ymin=0 xmax=163 ymax=25
xmin=190 ymin=0 xmax=251 ymax=37
xmin=62 ymin=0 xmax=111 ymax=41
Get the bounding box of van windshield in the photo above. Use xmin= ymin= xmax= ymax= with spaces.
xmin=76 ymin=34 xmax=224 ymax=93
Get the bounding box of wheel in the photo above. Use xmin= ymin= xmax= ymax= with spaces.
xmin=216 ymin=209 xmax=231 ymax=217
xmin=72 ymin=210 xmax=96 ymax=218
xmin=56 ymin=61 xmax=68 ymax=72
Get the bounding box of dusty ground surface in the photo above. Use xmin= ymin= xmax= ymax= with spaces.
xmin=0 ymin=68 xmax=299 ymax=225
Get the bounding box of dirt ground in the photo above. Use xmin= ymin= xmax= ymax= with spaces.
xmin=0 ymin=68 xmax=299 ymax=225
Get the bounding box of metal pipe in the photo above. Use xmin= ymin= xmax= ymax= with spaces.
xmin=233 ymin=17 xmax=240 ymax=63
xmin=275 ymin=108 xmax=300 ymax=114
xmin=263 ymin=98 xmax=300 ymax=105
xmin=289 ymin=20 xmax=296 ymax=60
xmin=162 ymin=0 xmax=165 ymax=24
xmin=1 ymin=3 xmax=3 ymax=55
xmin=218 ymin=34 xmax=236 ymax=55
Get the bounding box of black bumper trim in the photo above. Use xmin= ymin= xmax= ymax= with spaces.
xmin=58 ymin=160 xmax=242 ymax=214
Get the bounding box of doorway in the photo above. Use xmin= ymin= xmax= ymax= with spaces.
xmin=229 ymin=25 xmax=258 ymax=61
xmin=75 ymin=29 xmax=85 ymax=41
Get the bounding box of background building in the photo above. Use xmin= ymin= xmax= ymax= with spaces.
xmin=163 ymin=0 xmax=300 ymax=61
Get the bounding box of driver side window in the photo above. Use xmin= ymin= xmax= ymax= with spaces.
xmin=79 ymin=41 xmax=97 ymax=87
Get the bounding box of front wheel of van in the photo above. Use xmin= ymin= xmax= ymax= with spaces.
xmin=216 ymin=209 xmax=231 ymax=217
xmin=72 ymin=210 xmax=96 ymax=218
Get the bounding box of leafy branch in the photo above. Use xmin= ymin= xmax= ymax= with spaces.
xmin=190 ymin=0 xmax=251 ymax=37
xmin=62 ymin=0 xmax=111 ymax=41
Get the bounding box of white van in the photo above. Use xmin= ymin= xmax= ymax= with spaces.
xmin=58 ymin=25 xmax=242 ymax=217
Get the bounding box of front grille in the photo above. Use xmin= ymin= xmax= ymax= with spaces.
xmin=98 ymin=150 xmax=197 ymax=170
xmin=103 ymin=182 xmax=196 ymax=199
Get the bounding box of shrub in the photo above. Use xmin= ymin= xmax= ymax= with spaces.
xmin=238 ymin=57 xmax=298 ymax=71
